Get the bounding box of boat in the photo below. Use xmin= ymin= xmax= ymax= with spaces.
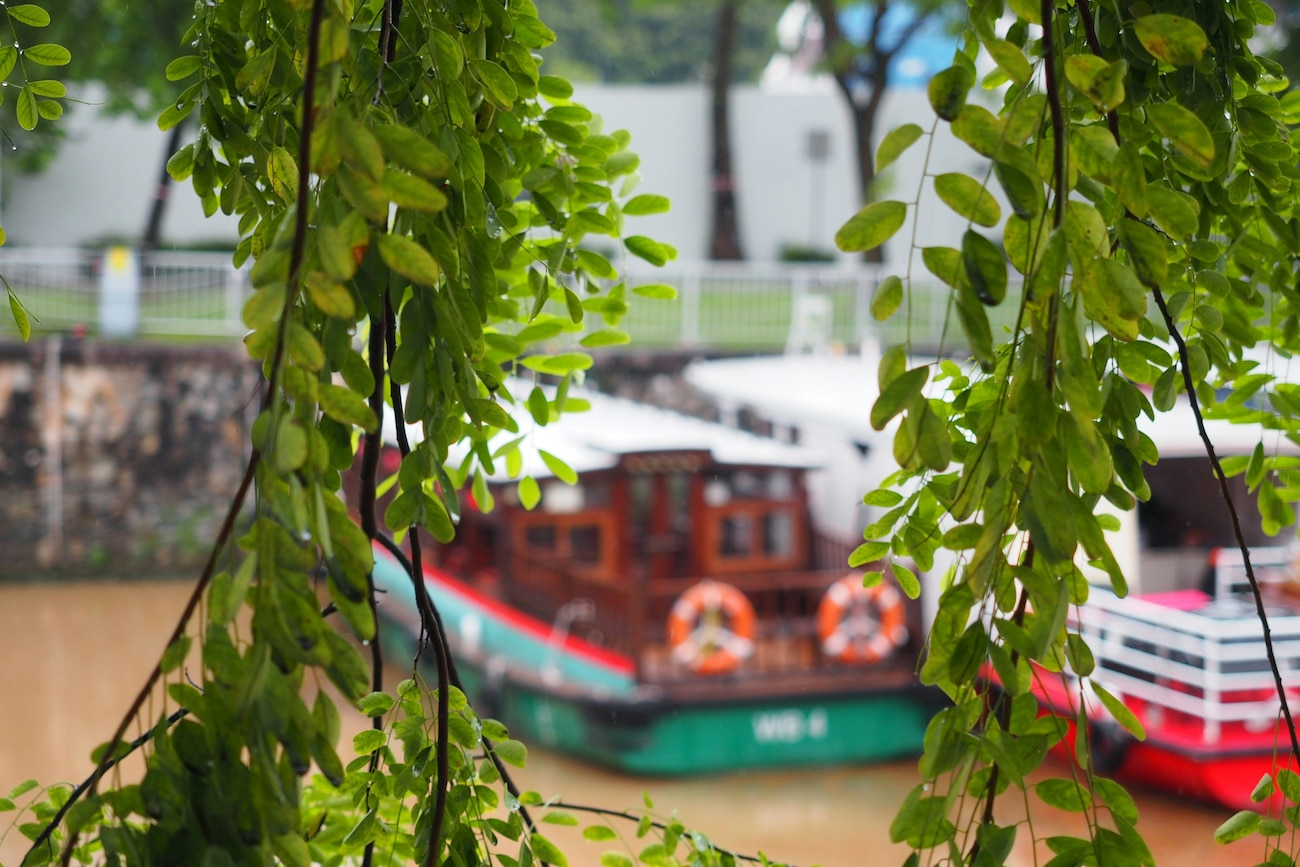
xmin=366 ymin=380 xmax=939 ymax=775
xmin=684 ymin=349 xmax=1300 ymax=809
xmin=1022 ymin=394 xmax=1300 ymax=811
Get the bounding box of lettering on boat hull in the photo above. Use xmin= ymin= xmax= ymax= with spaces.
xmin=751 ymin=708 xmax=829 ymax=744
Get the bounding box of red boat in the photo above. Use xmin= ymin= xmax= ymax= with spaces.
xmin=1035 ymin=547 xmax=1300 ymax=811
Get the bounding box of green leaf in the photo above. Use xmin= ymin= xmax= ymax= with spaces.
xmin=870 ymin=366 xmax=928 ymax=431
xmin=305 ymin=272 xmax=356 ymax=319
xmin=1065 ymin=56 xmax=1127 ymax=113
xmin=583 ymin=826 xmax=618 ymax=842
xmin=1214 ymin=810 xmax=1261 ymax=844
xmin=631 ymin=283 xmax=676 ymax=300
xmin=494 ymin=739 xmax=528 ymax=768
xmin=984 ymin=38 xmax=1031 ymax=86
xmin=319 ymin=384 xmax=379 ymax=433
xmin=377 ymin=234 xmax=441 ymax=286
xmin=928 ymin=65 xmax=974 ymax=121
xmin=353 ymin=729 xmax=386 ymax=755
xmin=600 ymin=854 xmax=635 ymax=867
xmin=380 ymin=170 xmax=448 ymax=212
xmin=994 ymin=159 xmax=1044 ymax=220
xmin=518 ymin=476 xmax=541 ymax=510
xmin=165 ymin=56 xmax=201 ymax=81
xmin=372 ymin=124 xmax=451 ymax=179
xmin=0 ymin=46 xmax=17 ymax=81
xmin=7 ymin=5 xmax=51 ymax=26
xmin=542 ymin=811 xmax=579 ymax=827
xmin=8 ymin=290 xmax=31 ymax=341
xmin=268 ymin=146 xmax=299 ymax=201
xmin=539 ymin=450 xmax=578 ymax=484
xmin=876 ymin=124 xmax=924 ymax=173
xmin=1146 ymin=102 xmax=1215 ymax=169
xmin=624 ymin=235 xmax=674 ymax=266
xmin=962 ymin=230 xmax=1007 ymax=306
xmin=358 ymin=692 xmax=395 ymax=717
xmin=160 ymin=636 xmax=192 ymax=674
xmin=1145 ymin=184 xmax=1199 ymax=239
xmin=871 ymin=275 xmax=904 ymax=321
xmin=934 ymin=174 xmax=1001 ymax=227
xmin=1135 ymin=14 xmax=1209 ymax=67
xmin=1251 ymin=772 xmax=1277 ymax=803
xmin=1035 ymin=778 xmax=1092 ymax=812
xmin=15 ymin=85 xmax=36 ymax=130
xmin=1117 ymin=219 xmax=1169 ymax=288
xmin=23 ymin=43 xmax=69 ymax=66
xmin=1092 ymin=682 xmax=1147 ymax=740
xmin=471 ymin=58 xmax=518 ymax=109
xmin=835 ymin=200 xmax=907 ymax=253
xmin=580 ymin=329 xmax=631 ymax=348
xmin=623 ymin=194 xmax=670 ymax=216
xmin=951 ymin=105 xmax=1005 ymax=158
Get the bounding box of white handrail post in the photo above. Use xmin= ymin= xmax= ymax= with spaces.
xmin=680 ymin=268 xmax=701 ymax=347
xmin=226 ymin=263 xmax=245 ymax=336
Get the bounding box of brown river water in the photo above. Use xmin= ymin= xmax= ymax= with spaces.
xmin=0 ymin=580 xmax=1273 ymax=866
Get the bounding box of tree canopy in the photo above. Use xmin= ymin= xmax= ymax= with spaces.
xmin=7 ymin=1 xmax=1300 ymax=867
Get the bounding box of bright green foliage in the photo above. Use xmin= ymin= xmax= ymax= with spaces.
xmin=848 ymin=0 xmax=1300 ymax=865
xmin=6 ymin=1 xmax=682 ymax=866
xmin=0 ymin=0 xmax=68 ymax=339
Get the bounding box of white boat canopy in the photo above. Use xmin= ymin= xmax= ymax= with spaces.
xmin=382 ymin=378 xmax=826 ymax=482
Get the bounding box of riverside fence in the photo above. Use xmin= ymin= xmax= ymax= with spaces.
xmin=0 ymin=248 xmax=1018 ymax=353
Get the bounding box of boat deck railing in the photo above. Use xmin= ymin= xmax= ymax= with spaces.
xmin=1074 ymin=587 xmax=1300 ymax=744
xmin=506 ymin=551 xmax=921 ymax=684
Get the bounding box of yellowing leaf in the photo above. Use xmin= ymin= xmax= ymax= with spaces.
xmin=1135 ymin=14 xmax=1209 ymax=67
xmin=928 ymin=65 xmax=974 ymax=121
xmin=377 ymin=234 xmax=441 ymax=286
xmin=871 ymin=275 xmax=904 ymax=321
xmin=269 ymin=146 xmax=299 ymax=202
xmin=876 ymin=124 xmax=924 ymax=173
xmin=836 ymin=200 xmax=907 ymax=253
xmin=934 ymin=173 xmax=1001 ymax=227
xmin=1146 ymin=102 xmax=1215 ymax=169
xmin=984 ymin=38 xmax=1032 ymax=86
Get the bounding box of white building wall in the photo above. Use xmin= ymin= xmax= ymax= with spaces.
xmin=1 ymin=82 xmax=986 ymax=265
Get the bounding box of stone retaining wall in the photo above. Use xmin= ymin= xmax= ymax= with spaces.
xmin=0 ymin=339 xmax=258 ymax=578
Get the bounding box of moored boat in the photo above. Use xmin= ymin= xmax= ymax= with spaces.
xmin=1025 ymin=397 xmax=1300 ymax=811
xmin=685 ymin=350 xmax=1300 ymax=808
xmin=368 ymin=382 xmax=938 ymax=774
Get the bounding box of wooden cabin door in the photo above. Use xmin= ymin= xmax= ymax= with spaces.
xmin=628 ymin=470 xmax=697 ymax=581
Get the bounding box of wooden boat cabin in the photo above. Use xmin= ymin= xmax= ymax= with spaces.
xmin=377 ymin=383 xmax=924 ymax=704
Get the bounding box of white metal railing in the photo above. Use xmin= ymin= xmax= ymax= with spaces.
xmin=0 ymin=248 xmax=1020 ymax=351
xmin=1076 ymin=585 xmax=1300 ymax=744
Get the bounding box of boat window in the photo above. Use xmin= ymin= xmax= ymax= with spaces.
xmin=719 ymin=514 xmax=753 ymax=557
xmin=629 ymin=474 xmax=652 ymax=537
xmin=570 ymin=525 xmax=601 ymax=564
xmin=584 ymin=478 xmax=612 ymax=509
xmin=763 ymin=511 xmax=795 ymax=556
xmin=731 ymin=471 xmax=762 ymax=499
xmin=524 ymin=525 xmax=557 ymax=552
xmin=766 ymin=470 xmax=795 ymax=501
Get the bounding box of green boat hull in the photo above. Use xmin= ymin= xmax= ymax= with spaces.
xmin=453 ymin=661 xmax=932 ymax=775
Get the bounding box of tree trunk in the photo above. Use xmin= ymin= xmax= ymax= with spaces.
xmin=708 ymin=0 xmax=744 ymax=261
xmin=141 ymin=120 xmax=186 ymax=252
xmin=848 ymin=70 xmax=888 ymax=263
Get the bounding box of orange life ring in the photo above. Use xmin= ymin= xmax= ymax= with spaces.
xmin=666 ymin=580 xmax=756 ymax=675
xmin=817 ymin=574 xmax=909 ymax=664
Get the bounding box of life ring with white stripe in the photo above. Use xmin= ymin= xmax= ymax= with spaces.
xmin=816 ymin=573 xmax=909 ymax=664
xmin=667 ymin=580 xmax=756 ymax=675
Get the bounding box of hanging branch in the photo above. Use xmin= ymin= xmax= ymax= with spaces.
xmin=1070 ymin=0 xmax=1300 ymax=761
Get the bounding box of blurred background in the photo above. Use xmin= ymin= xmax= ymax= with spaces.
xmin=5 ymin=2 xmax=1300 ymax=865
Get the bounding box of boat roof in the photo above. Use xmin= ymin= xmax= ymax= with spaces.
xmin=684 ymin=353 xmax=884 ymax=439
xmin=382 ymin=379 xmax=825 ymax=481
xmin=684 ymin=351 xmax=1300 ymax=461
